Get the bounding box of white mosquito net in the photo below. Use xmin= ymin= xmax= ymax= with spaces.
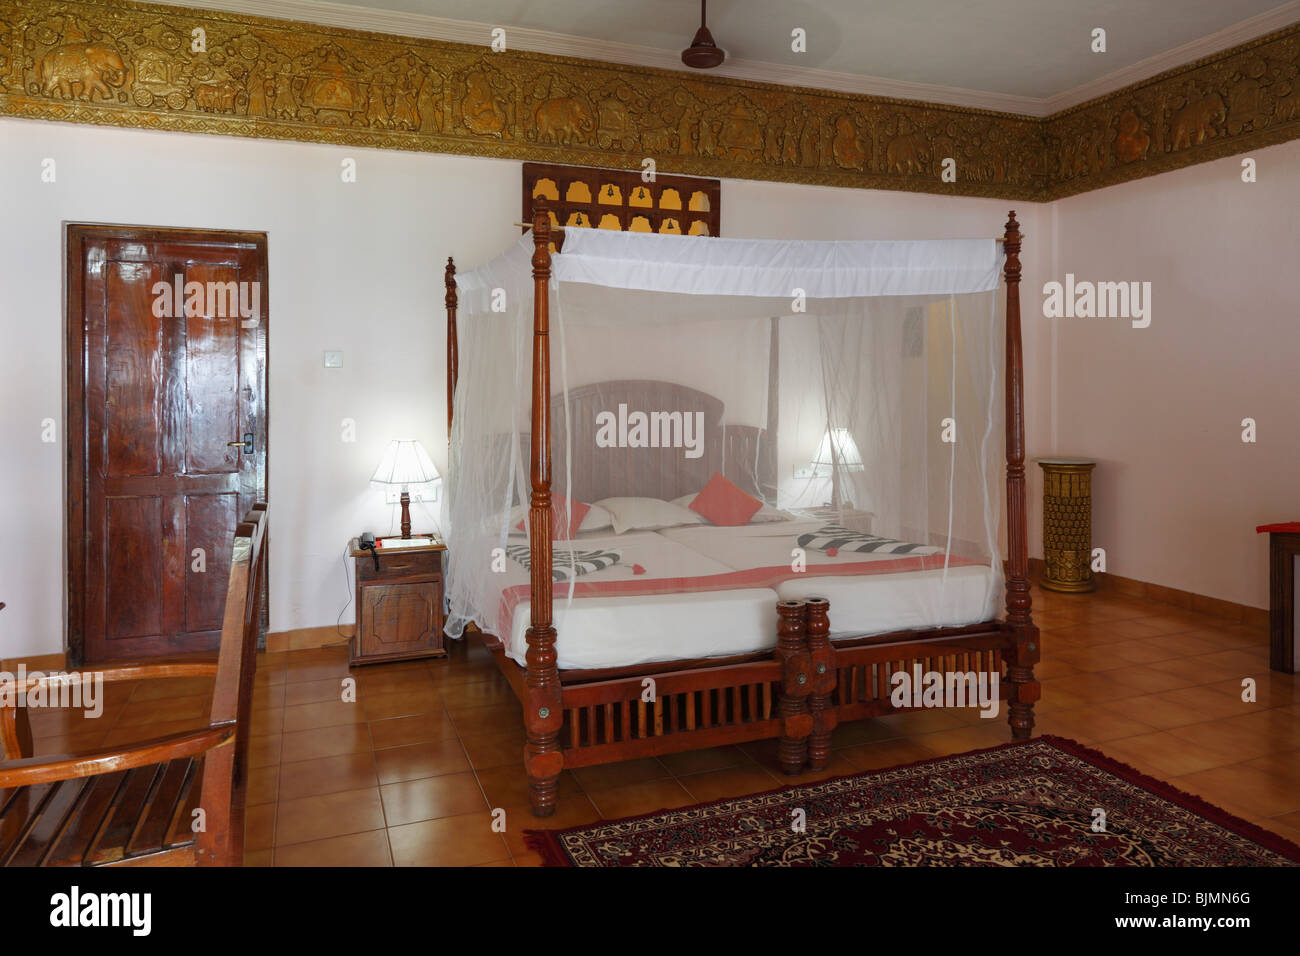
xmin=444 ymin=228 xmax=1006 ymax=666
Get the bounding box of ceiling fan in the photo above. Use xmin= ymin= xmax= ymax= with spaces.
xmin=681 ymin=0 xmax=726 ymax=69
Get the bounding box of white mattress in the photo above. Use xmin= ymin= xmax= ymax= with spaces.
xmin=502 ymin=531 xmax=779 ymax=670
xmin=660 ymin=521 xmax=1003 ymax=637
xmin=502 ymin=520 xmax=1001 ymax=671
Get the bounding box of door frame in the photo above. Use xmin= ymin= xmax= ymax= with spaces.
xmin=65 ymin=223 xmax=270 ymax=666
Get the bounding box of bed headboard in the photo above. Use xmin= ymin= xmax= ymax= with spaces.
xmin=521 ymin=379 xmax=774 ymax=503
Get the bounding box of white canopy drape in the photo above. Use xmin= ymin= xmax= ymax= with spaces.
xmin=444 ymin=229 xmax=1006 ymax=648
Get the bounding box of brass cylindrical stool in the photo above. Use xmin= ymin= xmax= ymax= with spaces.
xmin=1036 ymin=458 xmax=1097 ymax=593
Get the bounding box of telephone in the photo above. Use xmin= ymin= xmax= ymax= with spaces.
xmin=358 ymin=531 xmax=379 ymax=571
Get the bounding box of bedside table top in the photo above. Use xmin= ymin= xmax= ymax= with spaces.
xmin=349 ymin=535 xmax=446 ymax=558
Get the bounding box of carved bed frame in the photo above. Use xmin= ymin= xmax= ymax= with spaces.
xmin=445 ymin=209 xmax=1039 ymax=817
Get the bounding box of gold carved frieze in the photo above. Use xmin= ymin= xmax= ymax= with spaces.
xmin=0 ymin=0 xmax=1297 ymax=202
xmin=1044 ymin=24 xmax=1300 ymax=198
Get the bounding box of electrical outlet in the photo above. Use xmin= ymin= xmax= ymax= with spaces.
xmin=323 ymin=350 xmax=343 ymax=368
xmin=384 ymin=484 xmax=440 ymax=505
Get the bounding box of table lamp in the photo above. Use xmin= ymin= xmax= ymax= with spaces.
xmin=810 ymin=427 xmax=864 ymax=510
xmin=370 ymin=439 xmax=439 ymax=538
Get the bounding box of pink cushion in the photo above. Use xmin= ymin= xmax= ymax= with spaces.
xmin=689 ymin=473 xmax=763 ymax=527
xmin=517 ymin=493 xmax=591 ymax=539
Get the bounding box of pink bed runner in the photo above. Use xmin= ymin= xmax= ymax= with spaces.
xmin=497 ymin=553 xmax=980 ymax=638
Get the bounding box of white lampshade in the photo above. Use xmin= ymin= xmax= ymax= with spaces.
xmin=810 ymin=427 xmax=864 ymax=474
xmin=370 ymin=439 xmax=439 ymax=488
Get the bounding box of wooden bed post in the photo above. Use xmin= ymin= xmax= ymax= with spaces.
xmin=804 ymin=597 xmax=837 ymax=770
xmin=445 ymin=256 xmax=457 ymax=438
xmin=775 ymin=600 xmax=813 ymax=774
xmin=524 ymin=205 xmax=564 ymax=816
xmin=1002 ymin=211 xmax=1040 ymax=739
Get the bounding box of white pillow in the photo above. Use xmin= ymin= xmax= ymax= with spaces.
xmin=594 ymin=497 xmax=706 ymax=535
xmin=508 ymin=502 xmax=614 ymax=536
xmin=671 ymin=492 xmax=792 ymax=525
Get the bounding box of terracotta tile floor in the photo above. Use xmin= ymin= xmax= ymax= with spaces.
xmin=30 ymin=582 xmax=1299 ymax=865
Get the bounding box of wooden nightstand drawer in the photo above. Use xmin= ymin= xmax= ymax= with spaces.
xmin=356 ymin=547 xmax=442 ymax=582
xmin=349 ymin=536 xmax=447 ymax=665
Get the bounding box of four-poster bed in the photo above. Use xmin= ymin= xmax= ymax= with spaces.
xmin=444 ymin=209 xmax=1039 ymax=817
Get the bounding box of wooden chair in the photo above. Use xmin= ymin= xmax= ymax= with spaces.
xmin=0 ymin=504 xmax=267 ymax=866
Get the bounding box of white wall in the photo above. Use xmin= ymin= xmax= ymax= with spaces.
xmin=0 ymin=117 xmax=518 ymax=658
xmin=1050 ymin=139 xmax=1300 ymax=610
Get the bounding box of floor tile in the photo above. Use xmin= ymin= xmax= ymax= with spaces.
xmin=380 ymin=772 xmax=488 ymax=826
xmin=586 ymin=778 xmax=694 ymax=818
xmin=281 ymin=723 xmax=372 ymax=763
xmin=373 ymin=738 xmax=473 ymax=785
xmin=388 ymin=812 xmax=510 ymax=866
xmin=275 ymin=787 xmax=386 ymax=846
xmin=278 ymin=751 xmax=379 ymax=802
xmin=274 ymin=829 xmax=392 ymax=867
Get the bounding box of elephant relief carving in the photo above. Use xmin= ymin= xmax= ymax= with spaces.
xmin=534 ymin=96 xmax=593 ymax=145
xmin=1169 ymin=91 xmax=1226 ymax=150
xmin=885 ymin=122 xmax=929 ymax=175
xmin=40 ymin=43 xmax=127 ymax=101
xmin=596 ymin=97 xmax=638 ymax=150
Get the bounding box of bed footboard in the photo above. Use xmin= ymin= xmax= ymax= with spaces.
xmin=556 ymin=660 xmax=784 ymax=769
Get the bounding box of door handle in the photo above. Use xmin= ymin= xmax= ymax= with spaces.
xmin=227 ymin=433 xmax=254 ymax=453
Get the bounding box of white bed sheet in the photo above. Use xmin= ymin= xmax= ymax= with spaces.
xmin=502 ymin=519 xmax=1001 ymax=671
xmin=659 ymin=521 xmax=1002 ymax=637
xmin=502 ymin=531 xmax=779 ymax=670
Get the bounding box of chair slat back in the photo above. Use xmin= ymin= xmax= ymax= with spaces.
xmin=196 ymin=503 xmax=267 ymax=865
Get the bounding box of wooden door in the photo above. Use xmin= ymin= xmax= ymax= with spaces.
xmin=67 ymin=226 xmax=268 ymax=664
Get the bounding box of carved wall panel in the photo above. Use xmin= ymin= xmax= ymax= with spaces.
xmin=0 ymin=0 xmax=1297 ymax=202
xmin=1044 ymin=24 xmax=1300 ymax=198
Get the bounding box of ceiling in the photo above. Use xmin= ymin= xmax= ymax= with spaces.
xmin=170 ymin=0 xmax=1300 ymax=113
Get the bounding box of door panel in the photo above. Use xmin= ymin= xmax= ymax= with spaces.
xmin=184 ymin=262 xmax=242 ymax=474
xmin=185 ymin=493 xmax=238 ymax=632
xmin=68 ymin=226 xmax=269 ymax=664
xmin=104 ymin=260 xmax=164 ymax=477
xmin=105 ymin=496 xmax=162 ymax=641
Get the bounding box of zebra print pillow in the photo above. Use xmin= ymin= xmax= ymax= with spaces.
xmin=506 ymin=545 xmax=623 ymax=582
xmin=796 ymin=525 xmax=941 ymax=555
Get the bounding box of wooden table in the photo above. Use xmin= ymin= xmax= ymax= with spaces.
xmin=349 ymin=536 xmax=447 ymax=665
xmin=1256 ymin=523 xmax=1298 ymax=673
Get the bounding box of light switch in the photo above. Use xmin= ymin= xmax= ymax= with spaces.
xmin=323 ymin=350 xmax=343 ymax=368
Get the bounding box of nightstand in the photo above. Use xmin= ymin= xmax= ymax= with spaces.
xmin=804 ymin=506 xmax=875 ymax=534
xmin=349 ymin=535 xmax=447 ymax=665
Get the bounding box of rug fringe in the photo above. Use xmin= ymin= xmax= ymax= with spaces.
xmin=523 ymin=828 xmax=575 ymax=867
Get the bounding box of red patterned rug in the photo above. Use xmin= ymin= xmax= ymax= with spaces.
xmin=525 ymin=736 xmax=1300 ymax=867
